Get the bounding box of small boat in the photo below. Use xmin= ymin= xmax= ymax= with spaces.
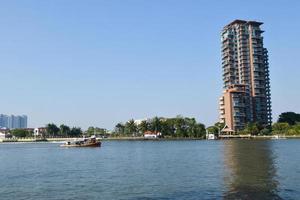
xmin=60 ymin=136 xmax=101 ymax=147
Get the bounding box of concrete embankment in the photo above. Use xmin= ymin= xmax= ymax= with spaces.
xmin=102 ymin=137 xmax=204 ymax=141
xmin=0 ymin=138 xmax=78 ymax=143
xmin=0 ymin=137 xmax=204 ymax=143
xmin=219 ymin=135 xmax=300 ymax=139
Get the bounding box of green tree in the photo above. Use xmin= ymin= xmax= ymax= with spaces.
xmin=259 ymin=128 xmax=272 ymax=136
xmin=293 ymin=123 xmax=300 ymax=133
xmin=46 ymin=123 xmax=60 ymax=137
xmin=195 ymin=123 xmax=206 ymax=138
xmin=215 ymin=122 xmax=225 ymax=132
xmin=138 ymin=120 xmax=149 ymax=135
xmin=70 ymin=127 xmax=82 ymax=137
xmin=60 ymin=124 xmax=70 ymax=136
xmin=161 ymin=119 xmax=175 ymax=137
xmin=150 ymin=117 xmax=162 ymax=133
xmin=86 ymin=127 xmax=106 ymax=136
xmin=272 ymin=122 xmax=290 ymax=134
xmin=86 ymin=126 xmax=95 ymax=136
xmin=278 ymin=112 xmax=300 ymax=125
xmin=287 ymin=123 xmax=300 ymax=135
xmin=115 ymin=123 xmax=125 ymax=135
xmin=95 ymin=127 xmax=106 ymax=135
xmin=174 ymin=116 xmax=187 ymax=137
xmin=206 ymin=122 xmax=224 ymax=136
xmin=245 ymin=123 xmax=260 ymax=135
xmin=207 ymin=126 xmax=218 ymax=134
xmin=186 ymin=118 xmax=196 ymax=137
xmin=10 ymin=129 xmax=31 ymax=138
xmin=125 ymin=119 xmax=137 ymax=136
xmin=184 ymin=117 xmax=206 ymax=138
xmin=238 ymin=123 xmax=263 ymax=135
xmin=114 ymin=116 xmax=208 ymax=138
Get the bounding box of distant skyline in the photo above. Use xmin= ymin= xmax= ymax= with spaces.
xmin=0 ymin=114 xmax=28 ymax=129
xmin=0 ymin=0 xmax=299 ymax=129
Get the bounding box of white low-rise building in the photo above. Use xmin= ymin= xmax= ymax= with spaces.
xmin=0 ymin=128 xmax=9 ymax=140
xmin=144 ymin=131 xmax=162 ymax=139
xmin=206 ymin=133 xmax=216 ymax=140
xmin=0 ymin=132 xmax=5 ymax=140
xmin=34 ymin=127 xmax=47 ymax=136
xmin=0 ymin=130 xmax=7 ymax=141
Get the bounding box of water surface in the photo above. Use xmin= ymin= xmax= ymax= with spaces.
xmin=0 ymin=140 xmax=299 ymax=199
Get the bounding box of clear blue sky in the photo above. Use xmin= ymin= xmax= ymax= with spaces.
xmin=0 ymin=0 xmax=299 ymax=129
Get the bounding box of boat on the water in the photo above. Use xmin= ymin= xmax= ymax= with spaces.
xmin=60 ymin=136 xmax=101 ymax=147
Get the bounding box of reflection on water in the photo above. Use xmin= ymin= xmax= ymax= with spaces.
xmin=223 ymin=140 xmax=282 ymax=199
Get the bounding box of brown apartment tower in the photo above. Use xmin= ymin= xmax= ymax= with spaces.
xmin=219 ymin=20 xmax=271 ymax=133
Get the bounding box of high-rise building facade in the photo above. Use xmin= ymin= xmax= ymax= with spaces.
xmin=219 ymin=20 xmax=271 ymax=133
xmin=0 ymin=114 xmax=28 ymax=129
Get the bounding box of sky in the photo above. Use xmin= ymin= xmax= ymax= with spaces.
xmin=0 ymin=0 xmax=299 ymax=129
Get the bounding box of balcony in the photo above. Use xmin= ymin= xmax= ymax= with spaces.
xmin=233 ymin=103 xmax=245 ymax=107
xmin=233 ymin=112 xmax=246 ymax=117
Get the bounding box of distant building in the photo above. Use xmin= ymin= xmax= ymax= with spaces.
xmin=0 ymin=128 xmax=9 ymax=140
xmin=34 ymin=127 xmax=47 ymax=136
xmin=0 ymin=132 xmax=5 ymax=140
xmin=144 ymin=131 xmax=162 ymax=139
xmin=219 ymin=20 xmax=272 ymax=133
xmin=0 ymin=114 xmax=28 ymax=129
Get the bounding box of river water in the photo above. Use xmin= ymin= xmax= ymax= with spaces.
xmin=0 ymin=140 xmax=299 ymax=200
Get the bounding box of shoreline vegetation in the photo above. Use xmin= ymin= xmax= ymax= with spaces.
xmin=1 ymin=112 xmax=300 ymax=143
xmin=2 ymin=135 xmax=300 ymax=143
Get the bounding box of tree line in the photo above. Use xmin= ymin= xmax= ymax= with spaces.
xmin=45 ymin=124 xmax=83 ymax=137
xmin=113 ymin=116 xmax=206 ymax=138
xmin=238 ymin=112 xmax=300 ymax=135
xmin=8 ymin=124 xmax=83 ymax=138
xmin=10 ymin=129 xmax=33 ymax=138
xmin=7 ymin=112 xmax=300 ymax=138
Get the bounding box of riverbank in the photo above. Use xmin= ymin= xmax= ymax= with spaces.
xmin=1 ymin=135 xmax=300 ymax=143
xmin=0 ymin=137 xmax=73 ymax=143
xmin=221 ymin=135 xmax=300 ymax=139
xmin=103 ymin=137 xmax=206 ymax=141
xmin=0 ymin=137 xmax=203 ymax=143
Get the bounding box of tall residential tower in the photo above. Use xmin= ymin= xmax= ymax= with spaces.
xmin=219 ymin=20 xmax=271 ymax=133
xmin=0 ymin=114 xmax=28 ymax=129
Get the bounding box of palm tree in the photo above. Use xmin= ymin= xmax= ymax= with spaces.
xmin=150 ymin=117 xmax=162 ymax=133
xmin=46 ymin=123 xmax=60 ymax=137
xmin=125 ymin=119 xmax=137 ymax=136
xmin=60 ymin=124 xmax=70 ymax=137
xmin=138 ymin=120 xmax=149 ymax=136
xmin=115 ymin=123 xmax=125 ymax=135
xmin=174 ymin=116 xmax=186 ymax=137
xmin=186 ymin=118 xmax=197 ymax=137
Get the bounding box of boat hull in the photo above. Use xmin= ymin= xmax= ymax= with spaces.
xmin=60 ymin=142 xmax=101 ymax=147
